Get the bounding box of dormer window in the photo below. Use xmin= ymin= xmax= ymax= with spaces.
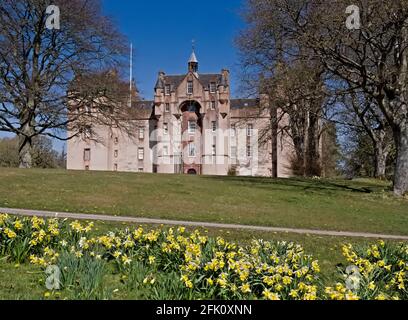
xmin=165 ymin=84 xmax=171 ymax=95
xmin=187 ymin=81 xmax=193 ymax=95
xmin=210 ymin=82 xmax=217 ymax=93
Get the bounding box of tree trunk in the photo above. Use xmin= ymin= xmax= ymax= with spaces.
xmin=271 ymin=106 xmax=278 ymax=178
xmin=18 ymin=135 xmax=32 ymax=168
xmin=393 ymin=125 xmax=408 ymax=196
xmin=305 ymin=111 xmax=321 ymax=177
xmin=18 ymin=118 xmax=34 ymax=168
xmin=373 ymin=142 xmax=388 ymax=179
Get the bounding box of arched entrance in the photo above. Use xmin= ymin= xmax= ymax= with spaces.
xmin=179 ymin=100 xmax=203 ymax=175
xmin=187 ymin=169 xmax=197 ymax=175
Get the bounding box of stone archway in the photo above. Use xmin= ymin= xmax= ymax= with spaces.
xmin=179 ymin=100 xmax=203 ymax=175
xmin=187 ymin=169 xmax=197 ymax=175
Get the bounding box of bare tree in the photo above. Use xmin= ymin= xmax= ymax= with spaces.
xmin=0 ymin=0 xmax=133 ymax=168
xmin=336 ymin=87 xmax=394 ymax=178
xmin=239 ymin=0 xmax=408 ymax=196
xmin=276 ymin=61 xmax=326 ymax=177
xmin=238 ymin=17 xmax=327 ymax=177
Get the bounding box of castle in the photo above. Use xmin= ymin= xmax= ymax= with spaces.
xmin=67 ymin=51 xmax=294 ymax=177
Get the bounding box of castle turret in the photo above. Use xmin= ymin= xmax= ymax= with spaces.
xmin=188 ymin=51 xmax=198 ymax=75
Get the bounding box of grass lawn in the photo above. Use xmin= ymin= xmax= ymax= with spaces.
xmin=0 ymin=168 xmax=407 ymax=235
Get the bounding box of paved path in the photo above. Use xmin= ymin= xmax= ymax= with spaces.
xmin=1 ymin=207 xmax=408 ymax=241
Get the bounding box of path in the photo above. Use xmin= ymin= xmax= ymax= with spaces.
xmin=1 ymin=207 xmax=408 ymax=240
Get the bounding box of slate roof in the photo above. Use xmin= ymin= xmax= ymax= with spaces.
xmin=155 ymin=74 xmax=224 ymax=91
xmin=133 ymin=100 xmax=154 ymax=110
xmin=230 ymin=99 xmax=259 ymax=110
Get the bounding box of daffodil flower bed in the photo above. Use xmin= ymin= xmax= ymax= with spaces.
xmin=1 ymin=214 xmax=407 ymax=300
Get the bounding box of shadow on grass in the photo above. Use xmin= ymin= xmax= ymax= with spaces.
xmin=201 ymin=176 xmax=387 ymax=194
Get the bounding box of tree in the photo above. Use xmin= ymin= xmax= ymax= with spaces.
xmin=31 ymin=136 xmax=59 ymax=168
xmin=238 ymin=24 xmax=327 ymax=177
xmin=336 ymin=88 xmax=394 ymax=178
xmin=0 ymin=135 xmax=62 ymax=168
xmin=321 ymin=121 xmax=340 ymax=178
xmin=0 ymin=0 xmax=133 ymax=168
xmin=0 ymin=137 xmax=19 ymax=167
xmin=277 ymin=61 xmax=326 ymax=177
xmin=239 ymin=0 xmax=408 ymax=196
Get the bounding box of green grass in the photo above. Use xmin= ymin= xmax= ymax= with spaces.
xmin=0 ymin=258 xmax=44 ymax=299
xmin=0 ymin=168 xmax=407 ymax=235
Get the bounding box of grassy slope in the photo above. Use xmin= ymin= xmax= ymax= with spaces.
xmin=0 ymin=168 xmax=407 ymax=235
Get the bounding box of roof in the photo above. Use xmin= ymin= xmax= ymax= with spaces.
xmin=133 ymin=100 xmax=154 ymax=110
xmin=189 ymin=51 xmax=198 ymax=63
xmin=127 ymin=100 xmax=154 ymax=119
xmin=155 ymin=73 xmax=223 ymax=91
xmin=230 ymin=99 xmax=259 ymax=109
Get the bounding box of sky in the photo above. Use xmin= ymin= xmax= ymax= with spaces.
xmin=102 ymin=0 xmax=246 ymax=100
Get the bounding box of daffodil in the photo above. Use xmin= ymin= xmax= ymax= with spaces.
xmin=240 ymin=283 xmax=251 ymax=294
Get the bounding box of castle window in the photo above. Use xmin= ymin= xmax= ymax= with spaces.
xmin=231 ymin=146 xmax=237 ymax=159
xmin=82 ymin=127 xmax=92 ymax=139
xmin=210 ymin=82 xmax=216 ymax=93
xmin=212 ymin=121 xmax=217 ymax=132
xmin=165 ymin=85 xmax=171 ymax=95
xmin=138 ymin=148 xmax=144 ymax=160
xmin=165 ymin=103 xmax=170 ymax=112
xmin=188 ymin=142 xmax=196 ymax=157
xmin=114 ymin=150 xmax=118 ymax=158
xmin=114 ymin=137 xmax=119 ymax=144
xmin=187 ymin=81 xmax=193 ymax=95
xmin=85 ymin=165 xmax=90 ymax=171
xmin=114 ymin=164 xmax=118 ymax=171
xmin=163 ymin=123 xmax=169 ymax=135
xmin=212 ymin=144 xmax=216 ymax=156
xmin=247 ymin=145 xmax=252 ymax=158
xmin=138 ymin=168 xmax=144 ymax=172
xmin=247 ymin=124 xmax=254 ymax=137
xmin=231 ymin=124 xmax=236 ymax=137
xmin=211 ymin=101 xmax=216 ymax=110
xmin=163 ymin=145 xmax=169 ymax=156
xmin=139 ymin=127 xmax=145 ymax=140
xmin=188 ymin=121 xmax=196 ymax=134
xmin=85 ymin=105 xmax=92 ymax=115
xmin=84 ymin=148 xmax=91 ymax=161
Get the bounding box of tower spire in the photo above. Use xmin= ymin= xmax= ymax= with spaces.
xmin=188 ymin=39 xmax=198 ymax=74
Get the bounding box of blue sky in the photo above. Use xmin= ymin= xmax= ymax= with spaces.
xmin=102 ymin=0 xmax=246 ymax=99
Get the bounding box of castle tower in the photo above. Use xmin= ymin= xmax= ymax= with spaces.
xmin=188 ymin=50 xmax=198 ymax=75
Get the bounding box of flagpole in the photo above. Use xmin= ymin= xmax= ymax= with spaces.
xmin=129 ymin=43 xmax=133 ymax=106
